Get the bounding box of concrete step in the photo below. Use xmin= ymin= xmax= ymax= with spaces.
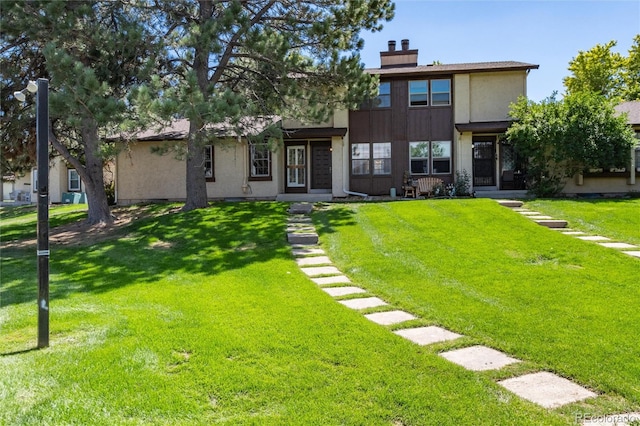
xmin=287 ymin=232 xmax=318 ymax=245
xmin=496 ymin=199 xmax=524 ymax=208
xmin=535 ymin=219 xmax=568 ymax=228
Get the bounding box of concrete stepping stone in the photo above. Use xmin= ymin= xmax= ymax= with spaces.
xmin=288 ymin=203 xmax=313 ymax=214
xmin=497 ymin=200 xmax=523 ymax=208
xmin=577 ymin=235 xmax=611 ymax=241
xmin=528 ymin=215 xmax=554 ymax=220
xmin=365 ymin=310 xmax=417 ymax=325
xmin=287 ymin=233 xmax=318 ymax=245
xmin=498 ymin=372 xmax=596 ymax=409
xmin=535 ymin=220 xmax=568 ymax=228
xmin=311 ymin=275 xmax=351 ymax=286
xmin=286 ymin=225 xmax=316 ymax=232
xmin=623 ymin=251 xmax=640 ymax=258
xmin=300 ymin=266 xmax=341 ymax=277
xmin=581 ymin=412 xmax=640 ymax=425
xmin=295 ymin=256 xmax=332 ymax=266
xmin=598 ymin=242 xmax=638 ymax=249
xmin=288 ymin=216 xmax=312 ymax=223
xmin=322 ymin=286 xmax=367 ymax=297
xmin=561 ymin=231 xmax=586 ymax=235
xmin=439 ymin=345 xmax=520 ymax=371
xmin=292 ymin=248 xmax=325 ymax=257
xmin=394 ymin=326 xmax=462 ymax=346
xmin=339 ymin=297 xmax=388 ymax=310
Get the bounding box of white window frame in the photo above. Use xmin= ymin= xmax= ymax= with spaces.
xmin=249 ymin=141 xmax=272 ymax=180
xmin=351 ymin=143 xmax=370 ymax=175
xmin=431 ymin=79 xmax=451 ymax=106
xmin=409 ymin=80 xmax=428 ymax=107
xmin=372 ymin=142 xmax=392 ymax=175
xmin=68 ymin=169 xmax=81 ymax=191
xmin=409 ymin=142 xmax=430 ymax=175
xmin=431 ymin=141 xmax=452 ymax=174
xmin=374 ymin=82 xmax=391 ymax=108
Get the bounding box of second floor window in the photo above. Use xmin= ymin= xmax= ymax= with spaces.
xmin=374 ymin=82 xmax=391 ymax=108
xmin=409 ymin=80 xmax=428 ymax=106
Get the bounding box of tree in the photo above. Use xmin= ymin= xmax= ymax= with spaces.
xmin=507 ymin=92 xmax=636 ymax=197
xmin=1 ymin=1 xmax=158 ymax=224
xmin=564 ymin=35 xmax=640 ymax=100
xmin=141 ymin=0 xmax=394 ymax=211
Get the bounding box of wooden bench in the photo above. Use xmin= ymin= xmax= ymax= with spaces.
xmin=415 ymin=177 xmax=444 ymax=198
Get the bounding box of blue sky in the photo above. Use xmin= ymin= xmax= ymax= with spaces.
xmin=358 ymin=0 xmax=640 ymax=101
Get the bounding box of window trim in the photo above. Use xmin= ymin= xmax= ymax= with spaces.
xmin=431 ymin=79 xmax=451 ymax=106
xmin=374 ymin=81 xmax=391 ymax=108
xmin=350 ymin=142 xmax=391 ymax=176
xmin=249 ymin=141 xmax=272 ymax=181
xmin=409 ymin=80 xmax=429 ymax=107
xmin=431 ymin=140 xmax=452 ymax=175
xmin=409 ymin=141 xmax=430 ymax=175
xmin=68 ymin=169 xmax=81 ymax=191
xmin=204 ymin=145 xmax=215 ymax=182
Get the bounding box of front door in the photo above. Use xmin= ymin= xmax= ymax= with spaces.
xmin=473 ymin=136 xmax=496 ymax=186
xmin=311 ymin=142 xmax=332 ymax=190
xmin=286 ymin=145 xmax=306 ymax=192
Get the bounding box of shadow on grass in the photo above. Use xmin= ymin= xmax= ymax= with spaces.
xmin=312 ymin=203 xmax=357 ymax=236
xmin=1 ymin=202 xmax=293 ymax=307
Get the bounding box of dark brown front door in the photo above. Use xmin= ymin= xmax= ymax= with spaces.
xmin=473 ymin=136 xmax=496 ymax=186
xmin=311 ymin=142 xmax=332 ymax=190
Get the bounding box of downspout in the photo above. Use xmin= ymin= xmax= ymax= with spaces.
xmin=341 ymin=135 xmax=368 ymax=198
xmin=240 ymin=135 xmax=250 ymax=194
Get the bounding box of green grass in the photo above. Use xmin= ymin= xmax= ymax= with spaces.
xmin=0 ymin=204 xmax=89 ymax=243
xmin=1 ymin=200 xmax=638 ymax=424
xmin=314 ymin=199 xmax=640 ymax=414
xmin=524 ymin=198 xmax=640 ymax=245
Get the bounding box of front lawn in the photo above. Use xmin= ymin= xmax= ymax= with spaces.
xmin=1 ymin=200 xmax=637 ymax=424
xmin=524 ymin=198 xmax=640 ymax=245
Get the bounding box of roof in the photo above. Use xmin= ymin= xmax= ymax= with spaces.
xmin=283 ymin=127 xmax=348 ymax=139
xmin=455 ymin=121 xmax=513 ymax=133
xmin=367 ymin=61 xmax=539 ymax=77
xmin=614 ymin=101 xmax=640 ymax=126
xmin=114 ymin=116 xmax=280 ymax=141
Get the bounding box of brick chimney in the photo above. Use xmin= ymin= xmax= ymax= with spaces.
xmin=380 ymin=39 xmax=418 ymax=68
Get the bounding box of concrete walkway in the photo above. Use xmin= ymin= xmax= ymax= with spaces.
xmin=285 ymin=202 xmax=637 ymax=424
xmin=497 ymin=199 xmax=640 ymax=259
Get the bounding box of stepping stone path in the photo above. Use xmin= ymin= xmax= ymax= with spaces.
xmin=285 ymin=201 xmax=635 ymax=419
xmin=498 ymin=199 xmax=640 ymax=259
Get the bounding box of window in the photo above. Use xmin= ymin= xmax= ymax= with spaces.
xmin=432 ymin=141 xmax=451 ymax=174
xmin=351 ymin=143 xmax=370 ymax=175
xmin=431 ymin=79 xmax=451 ymax=106
xmin=249 ymin=141 xmax=272 ymax=180
xmin=409 ymin=80 xmax=428 ymax=106
xmin=409 ymin=142 xmax=430 ymax=174
xmin=635 ymin=148 xmax=640 ymax=172
xmin=68 ymin=169 xmax=81 ymax=191
xmin=374 ymin=82 xmax=391 ymax=108
xmin=351 ymin=142 xmax=391 ymax=175
xmin=204 ymin=145 xmax=214 ymax=181
xmin=372 ymin=142 xmax=391 ymax=175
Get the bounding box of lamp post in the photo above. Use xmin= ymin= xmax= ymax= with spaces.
xmin=14 ymin=78 xmax=49 ymax=348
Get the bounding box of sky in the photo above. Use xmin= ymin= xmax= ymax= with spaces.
xmin=358 ymin=0 xmax=640 ymax=102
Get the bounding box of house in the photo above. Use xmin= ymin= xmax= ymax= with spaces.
xmin=1 ymin=156 xmax=89 ymax=205
xmin=113 ymin=40 xmax=539 ymax=204
xmin=561 ymin=100 xmax=640 ymax=196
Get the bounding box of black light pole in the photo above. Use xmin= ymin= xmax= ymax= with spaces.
xmin=36 ymin=78 xmax=50 ymax=349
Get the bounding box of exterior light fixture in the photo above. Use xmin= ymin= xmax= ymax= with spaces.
xmin=14 ymin=78 xmax=50 ymax=349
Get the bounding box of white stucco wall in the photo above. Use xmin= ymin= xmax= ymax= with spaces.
xmin=116 ymin=140 xmax=282 ymax=205
xmin=469 ymin=71 xmax=527 ymax=122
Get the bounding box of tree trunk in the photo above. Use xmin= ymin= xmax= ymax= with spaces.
xmin=80 ymin=118 xmax=113 ymax=225
xmin=182 ymin=120 xmax=209 ymax=211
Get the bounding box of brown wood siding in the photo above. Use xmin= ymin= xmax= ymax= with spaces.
xmin=348 ymin=75 xmax=455 ymax=195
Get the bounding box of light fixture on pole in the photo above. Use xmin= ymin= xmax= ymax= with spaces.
xmin=14 ymin=78 xmax=50 ymax=349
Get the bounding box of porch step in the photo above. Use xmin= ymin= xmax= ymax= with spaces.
xmin=496 ymin=200 xmax=524 ymax=208
xmin=534 ymin=220 xmax=568 ymax=229
xmin=287 ymin=232 xmax=318 ymax=245
xmin=277 ymin=193 xmax=332 ymax=202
